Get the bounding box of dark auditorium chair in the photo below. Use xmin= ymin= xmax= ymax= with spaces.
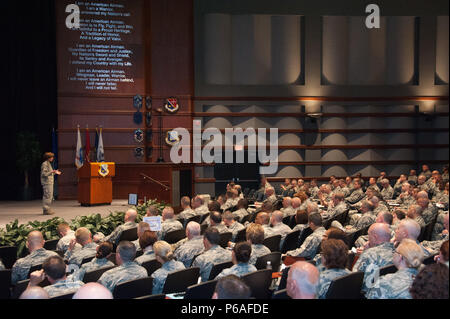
xmin=422 ymin=222 xmax=436 ymax=242
xmin=186 ymin=215 xmax=202 ymax=225
xmin=200 ymin=223 xmax=208 ymax=235
xmin=135 ymin=250 xmax=144 ymax=258
xmin=208 ymin=261 xmax=233 ymax=281
xmin=219 ymin=232 xmax=233 ymax=248
xmin=178 ymin=218 xmax=186 ymax=228
xmin=240 ymin=214 xmax=252 ymax=225
xmin=281 ymin=230 xmax=300 ymax=254
xmin=200 ymin=214 xmax=209 ymax=225
xmin=325 ymin=271 xmax=365 ymax=299
xmin=423 ymin=255 xmax=437 ymax=265
xmin=297 ymin=227 xmax=313 ymax=247
xmin=234 ymin=228 xmax=247 ymax=243
xmin=379 ymin=264 xmax=397 ymax=276
xmin=83 ymin=265 xmax=116 ymax=283
xmin=12 ymin=278 xmax=50 ymax=299
xmin=0 ymin=246 xmax=17 ymax=269
xmin=81 ymin=256 xmax=95 ymax=265
xmin=417 ymin=226 xmax=426 ymax=242
xmin=272 ymin=289 xmax=290 ymax=299
xmin=28 ymin=264 xmax=43 ymax=276
xmin=282 ymin=215 xmax=291 ymax=226
xmin=50 ymin=292 xmax=75 ymax=299
xmin=184 ymin=279 xmax=218 ymax=299
xmin=277 ymin=266 xmax=290 ymax=291
xmin=263 ymin=235 xmax=281 ymax=252
xmin=336 ymin=210 xmax=349 ymax=226
xmin=141 ymin=259 xmax=162 ymax=276
xmin=164 ymin=229 xmax=186 ymax=244
xmin=135 ymin=294 xmax=166 ymax=300
xmin=0 ymin=270 xmax=11 ymax=299
xmin=255 ymin=252 xmax=282 ymax=272
xmin=162 ymin=267 xmax=200 ymax=294
xmin=43 ymin=239 xmax=59 ymax=251
xmin=242 ymin=269 xmax=273 ymax=299
xmin=113 ymin=277 xmax=154 ymax=299
xmin=118 ymin=227 xmax=138 ymax=242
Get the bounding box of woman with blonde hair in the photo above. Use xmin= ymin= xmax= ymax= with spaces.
xmin=367 ymin=238 xmax=424 ymax=299
xmin=151 ymin=241 xmax=185 ymax=294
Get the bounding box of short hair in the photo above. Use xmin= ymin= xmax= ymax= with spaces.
xmin=210 ymin=211 xmax=222 ymax=224
xmin=295 ymin=209 xmax=309 ymax=225
xmin=43 ymin=256 xmax=66 ymax=281
xmin=146 ymin=205 xmax=160 ymax=216
xmin=138 ymin=221 xmax=151 ymax=234
xmin=233 ymin=242 xmax=252 ymax=263
xmin=186 ymin=222 xmax=201 ymax=236
xmin=246 ymin=223 xmax=265 ymax=244
xmin=396 ymin=238 xmax=424 ymax=268
xmin=139 ymin=231 xmax=158 ymax=250
xmin=394 ymin=209 xmax=406 ymax=220
xmin=214 ymin=275 xmax=251 ymax=299
xmin=380 ymin=212 xmax=393 ymax=225
xmin=327 ymin=227 xmax=347 ymax=242
xmin=75 ymin=227 xmax=91 ymax=244
xmin=204 ymin=227 xmax=221 ymax=246
xmin=237 ymin=198 xmax=249 ymax=209
xmin=163 ymin=206 xmax=175 ymax=218
xmin=321 ymin=239 xmax=348 ymax=269
xmin=153 ymin=241 xmax=174 ymax=263
xmin=410 ymin=263 xmax=449 ymax=299
xmin=181 ymin=196 xmax=191 ymax=207
xmin=333 ymin=193 xmax=344 ymax=201
xmin=43 ymin=152 xmax=55 ymax=160
xmin=117 ymin=241 xmax=136 ymax=262
xmin=222 ymin=211 xmax=234 ymax=221
xmin=440 ymin=240 xmax=449 ymax=262
xmin=57 ymin=223 xmax=71 ymax=234
xmin=308 ymin=213 xmax=322 ymax=227
xmin=96 ymin=242 xmax=113 ymax=259
xmin=208 ymin=201 xmax=221 ymax=213
xmin=261 ymin=201 xmax=274 ymax=213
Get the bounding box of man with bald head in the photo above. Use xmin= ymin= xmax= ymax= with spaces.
xmin=20 ymin=286 xmax=49 ymax=299
xmin=72 ymin=282 xmax=113 ymax=299
xmin=287 ymin=261 xmax=320 ymax=299
xmin=417 ymin=174 xmax=429 ymax=193
xmin=159 ymin=206 xmax=183 ymax=240
xmin=173 ymin=222 xmax=205 ymax=268
xmin=355 ymin=211 xmax=394 ymax=248
xmin=103 ymin=208 xmax=138 ymax=245
xmin=268 ymin=210 xmax=292 ymax=249
xmin=394 ymin=219 xmax=430 ymax=257
xmin=281 ymin=197 xmax=295 ymax=218
xmin=64 ymin=227 xmax=98 ymax=267
xmin=11 ymin=231 xmax=58 ymax=284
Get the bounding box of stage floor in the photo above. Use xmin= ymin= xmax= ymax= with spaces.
xmin=0 ymin=200 xmax=130 ymax=229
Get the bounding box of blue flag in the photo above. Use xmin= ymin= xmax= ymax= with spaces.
xmin=75 ymin=126 xmax=84 ymax=169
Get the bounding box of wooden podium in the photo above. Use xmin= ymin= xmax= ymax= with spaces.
xmin=78 ymin=162 xmax=115 ymax=206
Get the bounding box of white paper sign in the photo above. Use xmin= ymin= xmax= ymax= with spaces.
xmin=143 ymin=216 xmax=162 ymax=232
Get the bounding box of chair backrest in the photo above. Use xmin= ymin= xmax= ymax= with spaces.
xmin=323 ymin=218 xmax=334 ymax=230
xmin=241 ymin=269 xmax=273 ymax=299
xmin=336 ymin=210 xmax=349 ymax=226
xmin=234 ymin=228 xmax=247 ymax=243
xmin=263 ymin=235 xmax=282 ymax=252
xmin=81 ymin=256 xmax=95 ymax=265
xmin=0 ymin=246 xmax=17 ymax=269
xmin=280 ymin=230 xmax=300 ymax=254
xmin=11 ymin=278 xmax=49 ymax=299
xmin=208 ymin=261 xmax=233 ymax=281
xmin=272 ymin=288 xmax=290 ymax=299
xmin=113 ymin=277 xmax=154 ymax=299
xmin=187 ymin=215 xmax=202 ymax=225
xmin=0 ymin=270 xmax=11 ymax=299
xmin=141 ymin=259 xmax=162 ymax=276
xmin=282 ymin=216 xmax=291 ymax=226
xmin=83 ymin=265 xmax=116 ymax=283
xmin=277 ymin=266 xmax=290 ymax=291
xmin=423 ymin=254 xmax=437 ymax=265
xmin=164 ymin=229 xmax=186 ymax=244
xmin=135 ymin=294 xmax=166 ymax=300
xmin=43 ymin=239 xmax=59 ymax=251
xmin=417 ymin=226 xmax=426 ymax=242
xmin=240 ymin=214 xmax=252 ymax=225
xmin=379 ymin=264 xmax=397 ymax=276
xmin=28 ymin=264 xmax=43 ymax=276
xmin=163 ymin=267 xmax=200 ymax=294
xmin=118 ymin=227 xmax=138 ymax=242
xmin=190 ymin=253 xmax=202 ymax=267
xmin=298 ymin=227 xmax=313 ymax=247
xmin=219 ymin=232 xmax=233 ymax=248
xmin=422 ymin=222 xmax=435 ymax=242
xmin=135 ymin=250 xmax=144 ymax=258
xmin=184 ymin=279 xmax=218 ymax=299
xmin=50 ymin=292 xmax=75 ymax=299
xmin=200 ymin=214 xmax=209 ymax=225
xmin=325 ymin=271 xmax=364 ymax=299
xmin=255 ymin=252 xmax=282 ymax=272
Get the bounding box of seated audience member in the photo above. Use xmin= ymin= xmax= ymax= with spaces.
xmin=417 ymin=174 xmax=430 ymax=193
xmin=246 ymin=223 xmax=271 ymax=265
xmin=145 ymin=205 xmax=160 ymax=217
xmin=132 ymin=221 xmax=152 ymax=251
xmin=102 ymin=209 xmax=138 ymax=245
xmin=286 ymin=213 xmax=326 ymax=259
xmin=421 ymin=215 xmax=449 ymax=255
xmin=309 ymin=179 xmax=320 ymax=198
xmin=210 ymin=211 xmax=230 ymax=234
xmin=135 ymin=231 xmax=158 ymax=265
xmin=269 ymin=210 xmax=292 ymax=249
xmin=212 ymin=275 xmax=252 ymax=299
xmin=292 ymin=209 xmax=309 ymax=233
xmin=223 ymin=211 xmax=245 ymax=242
xmin=432 ymin=181 xmax=449 ymax=209
xmin=392 ymin=209 xmax=406 ymax=229
xmin=395 ymin=183 xmax=415 ymax=207
xmin=408 ymin=169 xmax=418 ymax=185
xmin=332 ymin=201 xmax=376 ymax=233
xmin=406 ymin=205 xmax=426 ymax=228
xmin=216 ymin=242 xmax=256 ymax=279
xmin=317 ymin=239 xmax=351 ymax=299
xmin=177 ymin=196 xmax=195 ymax=221
xmin=11 ymin=231 xmax=58 ymax=284
xmin=173 ymin=222 xmax=205 ymax=268
xmin=280 ymin=197 xmax=295 ymax=218
xmin=72 ymin=282 xmax=113 ymax=299
xmin=323 ymin=192 xmax=348 ymax=220
xmin=368 ymin=177 xmax=381 ymax=193
xmin=281 ymin=178 xmax=292 ymax=193
xmin=366 ymin=239 xmax=424 ymax=299
xmin=263 ymin=187 xmax=277 ymax=206
xmin=345 ymin=180 xmax=365 ymax=204
xmin=313 ymin=227 xmax=347 ymax=272
xmin=416 ymin=196 xmax=438 ymax=225
xmin=431 ymin=212 xmax=449 ymax=241
xmin=69 ymin=242 xmax=115 ymax=282
xmin=410 ymin=263 xmax=449 ymax=299
xmin=56 ymin=223 xmax=80 ymax=254
xmin=28 ymin=256 xmax=84 ymax=298
xmin=436 ymin=240 xmax=449 ymax=267
xmin=355 ymin=212 xmax=394 ymax=248
xmin=380 ymin=179 xmax=394 ymax=201
xmin=192 ymin=195 xmax=209 ymax=218
xmin=98 ymin=241 xmax=148 ymax=292
xmin=394 ymin=219 xmax=430 ymax=257
xmin=221 ymin=191 xmax=237 ymax=211
xmin=19 ymin=286 xmax=49 ymax=299
xmin=291 ymin=197 xmax=302 ymax=213
xmin=151 ymin=241 xmax=186 ymax=295
xmin=286 ymin=261 xmax=320 ymax=299
xmin=192 ymin=228 xmax=232 ymax=282
xmin=65 ymin=227 xmax=98 ymax=268
xmin=254 ymin=212 xmax=272 ymax=237
xmin=158 ymin=206 xmax=184 ymax=240
xmin=232 ymin=198 xmax=250 ymax=222
xmin=377 ymin=172 xmax=387 ymax=184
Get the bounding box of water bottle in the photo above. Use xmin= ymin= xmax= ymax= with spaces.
xmin=266 ymin=261 xmax=272 ymax=270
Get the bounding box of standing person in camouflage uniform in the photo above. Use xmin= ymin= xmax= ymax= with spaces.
xmin=134 ymin=231 xmax=158 ymax=265
xmin=223 ymin=211 xmax=245 ymax=242
xmin=40 ymin=152 xmax=61 ymax=215
xmin=158 ymin=206 xmax=183 ymax=240
xmin=215 ymin=242 xmax=256 ymax=279
xmin=56 ymin=223 xmax=81 ymax=254
xmin=173 ymin=222 xmax=204 ymax=268
xmin=192 ymin=228 xmax=232 ymax=282
xmin=246 ymin=224 xmax=271 ymax=265
xmin=102 ymin=208 xmax=138 ymax=245
xmin=317 ymin=239 xmax=351 ymax=299
xmin=64 ymin=227 xmax=98 ymax=267
xmin=97 ymin=241 xmax=148 ymax=292
xmin=69 ymin=242 xmax=115 ymax=282
xmin=366 ymin=239 xmax=424 ymax=299
xmin=151 ymin=241 xmax=186 ymax=294
xmin=28 ymin=256 xmax=84 ymax=298
xmin=11 ymin=231 xmax=58 ymax=284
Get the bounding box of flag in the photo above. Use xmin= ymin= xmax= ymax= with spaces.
xmin=75 ymin=126 xmax=84 ymax=169
xmin=94 ymin=126 xmax=99 ymax=161
xmin=97 ymin=127 xmax=105 ymax=162
xmin=85 ymin=126 xmax=91 ymax=163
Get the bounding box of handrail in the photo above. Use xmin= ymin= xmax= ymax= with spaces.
xmin=140 ymin=173 xmax=170 ymax=191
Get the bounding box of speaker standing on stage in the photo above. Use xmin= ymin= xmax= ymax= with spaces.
xmin=41 ymin=152 xmax=61 ymax=215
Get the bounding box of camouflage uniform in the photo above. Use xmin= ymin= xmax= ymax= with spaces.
xmin=317 ymin=268 xmax=351 ymax=299
xmin=68 ymin=257 xmax=115 ymax=282
xmin=177 ymin=208 xmax=196 ymax=221
xmin=221 ymin=199 xmax=236 ymax=211
xmin=269 ymin=223 xmax=292 ymax=249
xmin=421 ymin=234 xmax=449 ymax=255
xmin=366 ymin=268 xmax=418 ymax=299
xmin=292 ymin=223 xmax=308 ymax=233
xmin=281 ymin=206 xmax=296 ymax=218
xmin=421 ymin=203 xmax=438 ymax=225
xmin=353 ymin=213 xmax=376 ymax=231
xmin=249 ymin=244 xmax=271 ymax=265
xmin=98 ymin=261 xmax=148 ymax=292
xmin=431 ymin=212 xmax=448 ymax=241
xmin=135 ymin=248 xmax=156 ymax=265
xmin=56 ymin=230 xmax=81 ymax=254
xmin=345 ymin=188 xmax=365 ymax=205
xmin=40 ymin=160 xmax=55 ymax=214
xmin=395 ymin=194 xmax=415 ymax=207
xmin=227 ymin=221 xmax=245 ymax=242
xmin=263 ymin=194 xmax=277 ymax=207
xmin=173 ymin=236 xmax=205 ymax=268
xmin=103 ymin=222 xmax=137 ymax=245
xmin=215 ymin=263 xmax=257 ymax=279
xmin=64 ymin=242 xmax=98 ymax=267
xmin=151 ymin=259 xmax=186 ymax=294
xmin=408 ymin=175 xmax=418 ymax=184
xmin=355 ymin=225 xmax=395 ymax=248
xmin=132 ymin=239 xmax=141 ymax=251
xmin=192 ymin=245 xmax=232 ymax=282
xmin=374 ymin=203 xmax=389 ymax=215
xmin=432 ymin=191 xmax=449 ymax=208
xmin=213 ymin=223 xmax=231 ymax=235
xmin=325 ymin=201 xmax=348 ymax=220
xmin=412 ymin=216 xmax=426 ymax=229
xmin=262 ymin=224 xmax=274 ymax=239
xmin=44 ymin=279 xmax=84 ymax=298
xmin=194 ymin=205 xmax=210 ymax=218
xmin=159 ymin=219 xmax=183 ymax=240
xmin=352 ymin=242 xmax=395 ymax=292
xmin=232 ymin=208 xmax=249 ymax=222
xmin=11 ymin=248 xmax=58 ymax=284
xmin=309 ymin=186 xmax=320 ymax=199
xmin=286 ymin=227 xmax=326 ymax=259
xmin=380 ymin=186 xmax=394 ymax=201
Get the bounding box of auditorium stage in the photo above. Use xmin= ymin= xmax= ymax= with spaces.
xmin=0 ymin=200 xmax=130 ymax=229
